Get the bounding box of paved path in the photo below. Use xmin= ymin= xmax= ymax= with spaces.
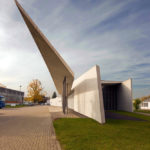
xmin=0 ymin=106 xmax=61 ymax=150
xmin=105 ymin=111 xmax=146 ymax=121
xmin=135 ymin=112 xmax=150 ymax=116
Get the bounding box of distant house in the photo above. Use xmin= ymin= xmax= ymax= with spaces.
xmin=0 ymin=83 xmax=24 ymax=105
xmin=140 ymin=99 xmax=150 ymax=110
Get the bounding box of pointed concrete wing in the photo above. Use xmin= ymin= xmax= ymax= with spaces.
xmin=15 ymin=0 xmax=74 ymax=94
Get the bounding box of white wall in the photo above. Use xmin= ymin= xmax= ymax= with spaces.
xmin=50 ymin=97 xmax=62 ymax=107
xmin=68 ymin=92 xmax=74 ymax=109
xmin=117 ymin=78 xmax=133 ymax=112
xmin=68 ymin=65 xmax=105 ymax=124
xmin=140 ymin=101 xmax=150 ymax=109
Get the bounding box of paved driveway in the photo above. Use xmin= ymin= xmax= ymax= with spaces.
xmin=0 ymin=106 xmax=61 ymax=150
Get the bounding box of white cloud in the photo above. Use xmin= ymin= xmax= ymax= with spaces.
xmin=0 ymin=0 xmax=150 ymax=98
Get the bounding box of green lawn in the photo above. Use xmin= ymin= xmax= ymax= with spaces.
xmin=136 ymin=110 xmax=150 ymax=114
xmin=54 ymin=112 xmax=150 ymax=150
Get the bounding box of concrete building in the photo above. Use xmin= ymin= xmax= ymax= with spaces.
xmin=0 ymin=84 xmax=24 ymax=105
xmin=68 ymin=66 xmax=132 ymax=123
xmin=101 ymin=79 xmax=132 ymax=112
xmin=15 ymin=0 xmax=133 ymax=124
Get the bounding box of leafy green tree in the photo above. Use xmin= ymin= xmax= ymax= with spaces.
xmin=52 ymin=92 xmax=57 ymax=98
xmin=133 ymin=98 xmax=141 ymax=110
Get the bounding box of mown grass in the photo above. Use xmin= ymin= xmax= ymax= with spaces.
xmin=136 ymin=110 xmax=150 ymax=114
xmin=54 ymin=112 xmax=150 ymax=150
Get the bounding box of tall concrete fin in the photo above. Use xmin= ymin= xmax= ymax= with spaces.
xmin=15 ymin=0 xmax=74 ymax=95
xmin=68 ymin=65 xmax=106 ymax=124
xmin=117 ymin=78 xmax=133 ymax=112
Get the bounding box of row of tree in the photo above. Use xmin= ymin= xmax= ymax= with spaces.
xmin=25 ymin=79 xmax=57 ymax=103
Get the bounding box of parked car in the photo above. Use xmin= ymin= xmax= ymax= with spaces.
xmin=23 ymin=101 xmax=34 ymax=106
xmin=0 ymin=96 xmax=5 ymax=109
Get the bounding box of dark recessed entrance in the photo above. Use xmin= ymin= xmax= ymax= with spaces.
xmin=102 ymin=84 xmax=119 ymax=110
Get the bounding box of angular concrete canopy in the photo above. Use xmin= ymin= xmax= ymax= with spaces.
xmin=15 ymin=0 xmax=74 ymax=94
xmin=101 ymin=80 xmax=122 ymax=85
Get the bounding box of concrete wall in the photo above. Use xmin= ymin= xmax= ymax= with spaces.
xmin=117 ymin=78 xmax=133 ymax=112
xmin=50 ymin=97 xmax=62 ymax=107
xmin=68 ymin=92 xmax=74 ymax=109
xmin=68 ymin=65 xmax=105 ymax=124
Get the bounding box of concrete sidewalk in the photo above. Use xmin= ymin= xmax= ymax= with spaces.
xmin=105 ymin=111 xmax=146 ymax=121
xmin=0 ymin=106 xmax=61 ymax=150
xmin=48 ymin=106 xmax=82 ymax=121
xmin=135 ymin=112 xmax=150 ymax=116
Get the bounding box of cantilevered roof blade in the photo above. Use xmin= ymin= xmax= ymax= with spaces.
xmin=15 ymin=0 xmax=74 ymax=94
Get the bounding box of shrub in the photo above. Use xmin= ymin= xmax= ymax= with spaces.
xmin=133 ymin=98 xmax=141 ymax=110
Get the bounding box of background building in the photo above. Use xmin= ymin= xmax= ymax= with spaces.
xmin=140 ymin=99 xmax=150 ymax=110
xmin=0 ymin=83 xmax=24 ymax=105
xmin=50 ymin=97 xmax=62 ymax=106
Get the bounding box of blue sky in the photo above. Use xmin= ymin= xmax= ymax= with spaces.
xmin=0 ymin=0 xmax=150 ymax=98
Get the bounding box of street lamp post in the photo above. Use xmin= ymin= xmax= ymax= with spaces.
xmin=19 ymin=85 xmax=23 ymax=104
xmin=19 ymin=85 xmax=22 ymax=91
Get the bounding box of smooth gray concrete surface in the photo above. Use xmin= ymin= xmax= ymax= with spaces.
xmin=68 ymin=66 xmax=106 ymax=124
xmin=15 ymin=0 xmax=74 ymax=95
xmin=118 ymin=79 xmax=133 ymax=112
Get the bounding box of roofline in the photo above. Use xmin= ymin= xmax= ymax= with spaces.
xmin=0 ymin=87 xmax=24 ymax=94
xmin=101 ymin=80 xmax=122 ymax=84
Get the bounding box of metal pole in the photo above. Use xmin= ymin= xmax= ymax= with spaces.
xmin=19 ymin=85 xmax=22 ymax=91
xmin=19 ymin=85 xmax=23 ymax=104
xmin=62 ymin=76 xmax=66 ymax=114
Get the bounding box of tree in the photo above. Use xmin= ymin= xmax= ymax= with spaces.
xmin=140 ymin=95 xmax=150 ymax=101
xmin=133 ymin=98 xmax=141 ymax=110
xmin=27 ymin=79 xmax=46 ymax=103
xmin=52 ymin=92 xmax=57 ymax=98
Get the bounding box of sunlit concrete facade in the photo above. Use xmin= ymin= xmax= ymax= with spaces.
xmin=68 ymin=66 xmax=105 ymax=123
xmin=15 ymin=0 xmax=133 ymax=124
xmin=68 ymin=67 xmax=133 ymax=124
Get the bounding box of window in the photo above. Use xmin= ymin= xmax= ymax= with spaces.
xmin=142 ymin=103 xmax=148 ymax=107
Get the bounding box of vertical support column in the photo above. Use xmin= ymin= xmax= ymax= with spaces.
xmin=62 ymin=76 xmax=68 ymax=114
xmin=66 ymin=83 xmax=68 ymax=114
